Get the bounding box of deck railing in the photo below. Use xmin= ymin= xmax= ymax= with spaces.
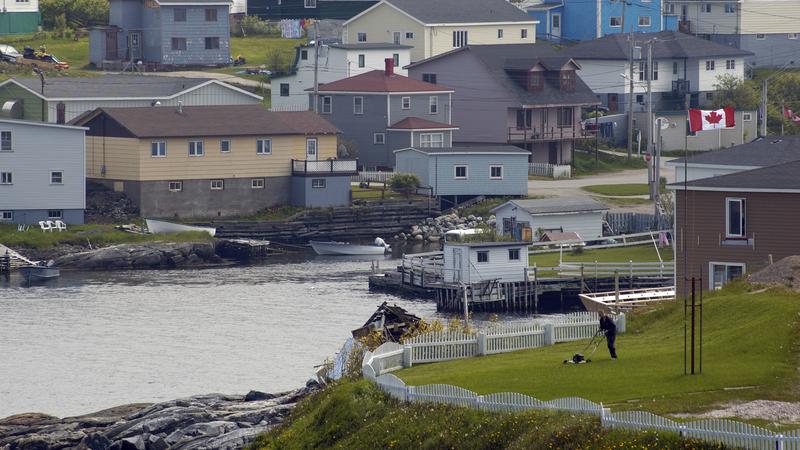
xmin=291 ymin=159 xmax=358 ymax=175
xmin=508 ymin=126 xmax=594 ymax=143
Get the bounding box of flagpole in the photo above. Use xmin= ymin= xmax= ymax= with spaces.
xmin=781 ymin=103 xmax=785 ymax=136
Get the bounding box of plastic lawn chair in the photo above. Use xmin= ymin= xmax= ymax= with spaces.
xmin=45 ymin=220 xmax=56 ymax=232
xmin=54 ymin=220 xmax=67 ymax=232
xmin=39 ymin=221 xmax=52 ymax=233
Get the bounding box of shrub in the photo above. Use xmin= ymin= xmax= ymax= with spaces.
xmin=388 ymin=173 xmax=420 ymax=200
xmin=232 ymin=16 xmax=280 ymax=37
xmin=40 ymin=0 xmax=108 ymax=30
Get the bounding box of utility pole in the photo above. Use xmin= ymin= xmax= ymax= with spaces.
xmin=760 ymin=79 xmax=768 ymax=137
xmin=312 ymin=21 xmax=320 ymax=113
xmin=625 ymin=1 xmax=635 ymax=160
xmin=647 ymin=40 xmax=654 ymax=199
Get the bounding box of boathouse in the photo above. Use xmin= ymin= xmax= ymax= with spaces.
xmin=491 ymin=197 xmax=608 ymax=241
xmin=443 ymin=240 xmax=531 ymax=284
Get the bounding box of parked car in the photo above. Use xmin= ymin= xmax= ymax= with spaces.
xmin=0 ymin=44 xmax=21 ymax=63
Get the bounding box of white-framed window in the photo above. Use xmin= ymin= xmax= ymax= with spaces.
xmin=50 ymin=171 xmax=63 ymax=185
xmin=454 ymin=165 xmax=468 ymax=179
xmin=790 ymin=33 xmax=799 ymax=40
xmin=188 ymin=140 xmax=204 ymax=156
xmin=636 ymin=94 xmax=644 ymax=104
xmin=497 ymin=29 xmax=503 ymax=39
xmin=151 ymin=141 xmax=166 ymax=157
xmin=521 ymin=29 xmax=528 ymax=39
xmin=280 ymin=83 xmax=290 ymax=97
xmin=705 ymin=60 xmax=715 ymax=71
xmin=420 ymin=132 xmax=444 ymax=148
xmin=710 ymin=262 xmax=745 ymax=290
xmin=0 ymin=171 xmax=11 ymax=184
xmin=610 ymin=16 xmax=621 ymax=27
xmin=743 ymin=112 xmax=752 ymax=121
xmin=490 ymin=165 xmax=503 ymax=179
xmin=477 ymin=251 xmax=489 ymax=263
xmin=401 ymin=96 xmax=411 ymax=109
xmin=393 ymin=53 xmax=400 ymax=66
xmin=702 ymin=3 xmax=711 ymax=13
xmin=353 ymin=96 xmax=364 ymax=115
xmin=306 ymin=138 xmax=318 ymax=157
xmin=726 ymin=59 xmax=735 ymax=70
xmin=220 ymin=139 xmax=231 ymax=153
xmin=168 ymin=181 xmax=183 ymax=192
xmin=0 ymin=131 xmax=11 ymax=151
xmin=429 ymin=96 xmax=439 ymax=114
xmin=638 ymin=16 xmax=651 ymax=27
xmin=357 ymin=32 xmax=367 ymax=42
xmin=0 ymin=211 xmax=12 ymax=221
xmin=405 ymin=32 xmax=414 ymax=39
xmin=357 ymin=54 xmax=365 ymax=68
xmin=453 ymin=30 xmax=468 ymax=48
xmin=321 ymin=96 xmax=332 ymax=114
xmin=311 ymin=178 xmax=326 ymax=188
xmin=210 ymin=179 xmax=224 ymax=190
xmin=724 ymin=3 xmax=736 ymax=13
xmin=256 ymin=138 xmax=272 ymax=155
xmin=251 ymin=178 xmax=265 ymax=189
xmin=47 ymin=210 xmax=62 ymax=220
xmin=304 ymin=0 xmax=316 ymax=7
xmin=508 ymin=248 xmax=520 ymax=261
xmin=373 ymin=133 xmax=385 ymax=144
xmin=300 ymin=50 xmax=308 ymax=60
xmin=756 ymin=33 xmax=765 ymax=40
xmin=726 ymin=198 xmax=746 ymax=238
xmin=638 ymin=61 xmax=658 ymax=81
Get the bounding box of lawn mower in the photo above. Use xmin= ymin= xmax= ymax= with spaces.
xmin=563 ymin=328 xmax=604 ymax=364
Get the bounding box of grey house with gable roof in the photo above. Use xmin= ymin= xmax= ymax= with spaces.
xmin=491 ymin=197 xmax=609 ymax=240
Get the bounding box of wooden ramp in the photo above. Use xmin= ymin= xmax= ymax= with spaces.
xmin=579 ymin=286 xmax=676 ymax=313
xmin=0 ymin=244 xmax=36 ymax=269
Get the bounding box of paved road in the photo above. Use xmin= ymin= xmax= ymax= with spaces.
xmin=112 ymin=70 xmax=268 ymax=89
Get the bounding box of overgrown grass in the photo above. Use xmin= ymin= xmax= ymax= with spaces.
xmin=593 ymin=196 xmax=653 ymax=207
xmin=351 ymin=186 xmax=425 ymax=201
xmin=249 ymin=379 xmax=725 ymax=450
xmin=0 ymin=224 xmax=213 ymax=250
xmin=458 ymin=197 xmax=511 ymax=218
xmin=215 ymin=36 xmax=305 ymax=76
xmin=582 ymin=183 xmax=650 ymax=196
xmin=399 ymin=284 xmax=800 ymax=419
xmin=235 ymin=205 xmax=306 ymax=222
xmin=573 ymin=150 xmax=648 ymax=177
xmin=529 ymin=243 xmax=673 ymax=268
xmin=1 ymin=34 xmax=91 ymax=71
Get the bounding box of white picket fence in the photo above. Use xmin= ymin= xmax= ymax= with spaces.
xmin=352 ymin=171 xmax=394 ymax=183
xmin=528 ymin=163 xmax=572 ymax=179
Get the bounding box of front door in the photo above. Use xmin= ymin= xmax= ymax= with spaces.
xmin=129 ymin=31 xmax=142 ymax=60
xmin=551 ymin=13 xmax=561 ymax=40
xmin=105 ymin=31 xmax=118 ymax=60
xmin=681 ymin=5 xmax=688 ymax=22
xmin=306 ymin=138 xmax=318 ymax=160
xmin=608 ymin=93 xmax=619 ymax=112
xmin=548 ymin=142 xmax=559 ymax=164
xmin=452 ymin=248 xmax=462 ymax=283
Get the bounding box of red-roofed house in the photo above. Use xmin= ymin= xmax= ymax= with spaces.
xmin=311 ymin=59 xmax=455 ymax=170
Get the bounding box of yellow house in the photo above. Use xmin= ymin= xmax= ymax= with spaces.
xmin=73 ymin=105 xmax=354 ymax=218
xmin=343 ymin=0 xmax=538 ymax=62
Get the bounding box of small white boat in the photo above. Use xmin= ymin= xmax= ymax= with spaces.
xmin=19 ymin=261 xmax=60 ymax=283
xmin=145 ymin=219 xmax=216 ymax=237
xmin=310 ymin=238 xmax=390 ymax=255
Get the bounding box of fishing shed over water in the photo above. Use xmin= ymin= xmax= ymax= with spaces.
xmin=443 ymin=240 xmax=531 ymax=284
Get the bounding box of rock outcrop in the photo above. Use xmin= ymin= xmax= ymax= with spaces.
xmin=0 ymin=382 xmax=319 ymax=450
xmin=395 ymin=213 xmax=497 ymax=243
xmin=54 ymin=242 xmax=222 ymax=270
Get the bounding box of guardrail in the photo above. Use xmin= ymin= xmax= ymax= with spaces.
xmin=352 ymin=171 xmax=394 ymax=183
xmin=557 ymin=261 xmax=674 ymax=278
xmin=291 ymin=159 xmax=358 ymax=175
xmin=528 ymin=163 xmax=572 ymax=179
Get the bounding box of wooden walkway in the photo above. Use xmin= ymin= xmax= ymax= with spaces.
xmin=0 ymin=243 xmax=35 ymax=271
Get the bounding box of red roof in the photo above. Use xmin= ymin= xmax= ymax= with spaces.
xmin=316 ymin=70 xmax=453 ymax=93
xmin=387 ymin=117 xmax=458 ymax=130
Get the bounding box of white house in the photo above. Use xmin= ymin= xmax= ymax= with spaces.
xmin=443 ymin=241 xmax=531 ymax=284
xmin=491 ymin=197 xmax=609 ymax=240
xmin=0 ymin=0 xmax=40 ymax=35
xmin=271 ymin=42 xmax=412 ymax=111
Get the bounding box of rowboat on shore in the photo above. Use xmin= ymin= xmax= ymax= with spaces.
xmin=19 ymin=261 xmax=60 ymax=283
xmin=310 ymin=238 xmax=390 ymax=256
xmin=145 ymin=219 xmax=216 ymax=237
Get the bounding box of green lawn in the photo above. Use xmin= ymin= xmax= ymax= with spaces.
xmin=594 ymin=196 xmax=653 ymax=207
xmin=573 ymin=150 xmax=648 ymax=177
xmin=582 ymin=183 xmax=650 ymax=196
xmin=529 ymin=244 xmax=672 ymax=268
xmin=1 ymin=224 xmax=213 ymax=250
xmin=399 ymin=284 xmax=800 ymax=420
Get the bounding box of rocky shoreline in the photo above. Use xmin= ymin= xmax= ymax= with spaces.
xmin=52 ymin=242 xmax=223 ymax=271
xmin=395 ymin=212 xmax=497 ymax=243
xmin=0 ymin=382 xmax=319 ymax=450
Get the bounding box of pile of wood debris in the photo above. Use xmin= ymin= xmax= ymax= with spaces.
xmin=352 ymin=302 xmax=421 ymax=342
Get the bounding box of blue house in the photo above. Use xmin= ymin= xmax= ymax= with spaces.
xmin=524 ymin=0 xmax=677 ymax=43
xmin=394 ymin=144 xmax=529 ymax=208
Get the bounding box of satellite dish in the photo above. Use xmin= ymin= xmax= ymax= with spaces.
xmin=657 ymin=117 xmax=671 ymax=130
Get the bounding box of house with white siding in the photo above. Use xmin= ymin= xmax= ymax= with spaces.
xmin=0 ymin=0 xmax=40 ymax=35
xmin=443 ymin=240 xmax=531 ymax=284
xmin=0 ymin=119 xmax=87 ymax=225
xmin=491 ymin=197 xmax=609 ymax=241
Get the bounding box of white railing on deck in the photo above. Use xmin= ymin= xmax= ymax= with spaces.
xmin=292 ymin=159 xmax=357 ymax=174
xmin=352 ymin=171 xmax=394 ymax=183
xmin=528 ymin=163 xmax=572 ymax=179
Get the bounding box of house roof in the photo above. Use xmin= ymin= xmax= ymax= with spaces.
xmin=492 ymin=197 xmax=609 ymax=215
xmin=394 ymin=144 xmax=531 ymax=155
xmin=315 ymin=70 xmax=453 ymax=93
xmin=72 ymin=105 xmax=340 ymax=138
xmin=3 ymin=75 xmax=261 ymax=101
xmin=666 ymin=136 xmax=800 ymax=168
xmin=540 ymin=231 xmax=582 ymax=242
xmin=669 ymin=160 xmax=800 ymax=192
xmin=362 ymin=0 xmax=534 ymax=25
xmin=155 ymin=0 xmax=231 ymax=4
xmin=524 ymin=1 xmax=563 ymax=11
xmin=387 ymin=117 xmax=458 ymax=130
xmin=0 ymin=118 xmax=87 ymax=131
xmin=562 ymin=31 xmax=753 ymax=60
xmin=330 ymin=43 xmax=413 ymax=50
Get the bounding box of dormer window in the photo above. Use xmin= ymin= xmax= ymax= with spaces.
xmin=560 ymin=70 xmax=576 ymax=92
xmin=528 ymin=71 xmax=543 ymax=91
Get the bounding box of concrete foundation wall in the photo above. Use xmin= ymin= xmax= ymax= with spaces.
xmin=3 ymin=209 xmax=84 ymax=226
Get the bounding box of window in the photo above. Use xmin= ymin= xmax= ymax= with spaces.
xmin=311 ymin=178 xmax=326 ymax=188
xmin=169 ymin=181 xmax=183 ymax=192
xmin=711 ymin=263 xmax=744 ymax=290
xmin=552 ymin=14 xmax=560 ymax=28
xmin=726 ymin=198 xmax=745 ymax=238
xmin=516 ymin=109 xmax=532 ymax=128
xmin=205 ymin=8 xmax=217 ymax=21
xmin=256 ymin=139 xmax=272 ymax=155
xmin=422 ymin=73 xmax=437 ymax=84
xmin=508 ymin=248 xmax=520 ymax=261
xmin=300 ymin=50 xmax=309 ymax=61
xmin=726 ymin=59 xmax=735 ymax=70
xmin=528 ymin=71 xmax=543 ymax=90
xmin=280 ymin=83 xmax=289 ymax=97
xmin=304 ymin=0 xmax=316 ymax=7
xmin=393 ymin=53 xmax=400 ymax=66
xmin=724 ymin=3 xmax=736 ymax=13
xmin=358 ymin=54 xmax=365 ymax=68
xmin=47 ymin=210 xmax=62 ymax=220
xmin=521 ymin=29 xmax=528 ymax=39
xmin=638 ymin=61 xmax=658 ymax=80
xmin=174 ymin=7 xmax=186 ymax=21
xmin=610 ymin=16 xmax=621 ymax=27
xmin=497 ymin=29 xmax=504 ymax=39
xmin=705 ymin=60 xmax=715 ymax=71
xmin=673 ymin=61 xmax=678 ymax=75
xmin=188 ymin=140 xmax=204 ymax=156
xmin=560 ymin=70 xmax=575 ymax=91
xmin=454 ymin=165 xmax=467 ymax=179
xmin=636 ymin=94 xmax=644 ymax=104
xmin=50 ymin=171 xmax=63 ymax=184
xmin=420 ymin=133 xmax=444 ymax=148
xmin=373 ymin=133 xmax=385 ymax=144
xmin=429 ymin=96 xmax=438 ymax=114
xmin=0 ymin=131 xmax=10 ymax=151
xmin=0 ymin=172 xmax=11 ymax=184
xmin=702 ymin=3 xmax=711 ymax=13
xmin=401 ymin=96 xmax=411 ymax=109
xmin=210 ymin=179 xmax=224 ymax=190
xmin=306 ymin=138 xmax=317 ymax=157
xmin=357 ymin=32 xmax=367 ymax=42
xmin=171 ymin=38 xmax=187 ymax=51
xmin=251 ymin=178 xmax=265 ymax=189
xmin=557 ymin=107 xmax=573 ymax=127
xmin=706 ymin=92 xmax=714 ymax=100
xmin=756 ymin=33 xmax=765 ymax=40
xmin=638 ymin=16 xmax=651 ymax=27
xmin=453 ymin=30 xmax=468 ymax=48
xmin=477 ymin=251 xmax=489 ymax=263
xmin=353 ymin=96 xmax=364 ymax=115
xmin=0 ymin=211 xmax=12 ymax=222
xmin=743 ymin=112 xmax=752 ymax=121
xmin=205 ymin=37 xmax=220 ymax=50
xmin=151 ymin=141 xmax=166 ymax=157
xmin=405 ymin=32 xmax=414 ymax=39
xmin=790 ymin=33 xmax=799 ymax=40
xmin=490 ymin=165 xmax=503 ymax=179
xmin=321 ymin=96 xmax=332 ymax=114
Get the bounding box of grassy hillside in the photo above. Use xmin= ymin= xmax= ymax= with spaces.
xmin=249 ymin=380 xmax=725 ymax=450
xmin=399 ymin=284 xmax=800 ymax=418
xmin=0 ymin=224 xmax=214 ymax=249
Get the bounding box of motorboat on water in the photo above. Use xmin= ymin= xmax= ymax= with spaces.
xmin=310 ymin=237 xmax=391 ymax=255
xmin=19 ymin=260 xmax=60 ymax=282
xmin=145 ymin=218 xmax=216 ymax=237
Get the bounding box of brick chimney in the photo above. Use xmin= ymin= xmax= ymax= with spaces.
xmin=384 ymin=58 xmax=394 ymax=76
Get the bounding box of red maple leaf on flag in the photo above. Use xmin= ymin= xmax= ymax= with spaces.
xmin=705 ymin=111 xmax=723 ymax=124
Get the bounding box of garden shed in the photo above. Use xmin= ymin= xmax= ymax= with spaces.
xmin=491 ymin=197 xmax=609 ymax=240
xmin=442 ymin=240 xmax=531 ymax=284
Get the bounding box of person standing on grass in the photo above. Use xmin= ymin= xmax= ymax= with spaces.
xmin=599 ymin=312 xmax=618 ymax=359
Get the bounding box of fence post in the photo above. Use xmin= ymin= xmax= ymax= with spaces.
xmin=475 ymin=394 xmax=484 ymax=410
xmin=402 ymin=345 xmax=413 ymax=368
xmin=544 ymin=323 xmax=555 ymax=346
xmin=616 ymin=313 xmax=626 ymax=333
xmin=777 ymin=434 xmax=784 ymax=450
xmin=477 ymin=332 xmax=487 ymax=356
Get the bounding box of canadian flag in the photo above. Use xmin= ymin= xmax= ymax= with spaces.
xmin=688 ymin=107 xmax=736 ymax=132
xmin=783 ymin=106 xmax=800 ymax=125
